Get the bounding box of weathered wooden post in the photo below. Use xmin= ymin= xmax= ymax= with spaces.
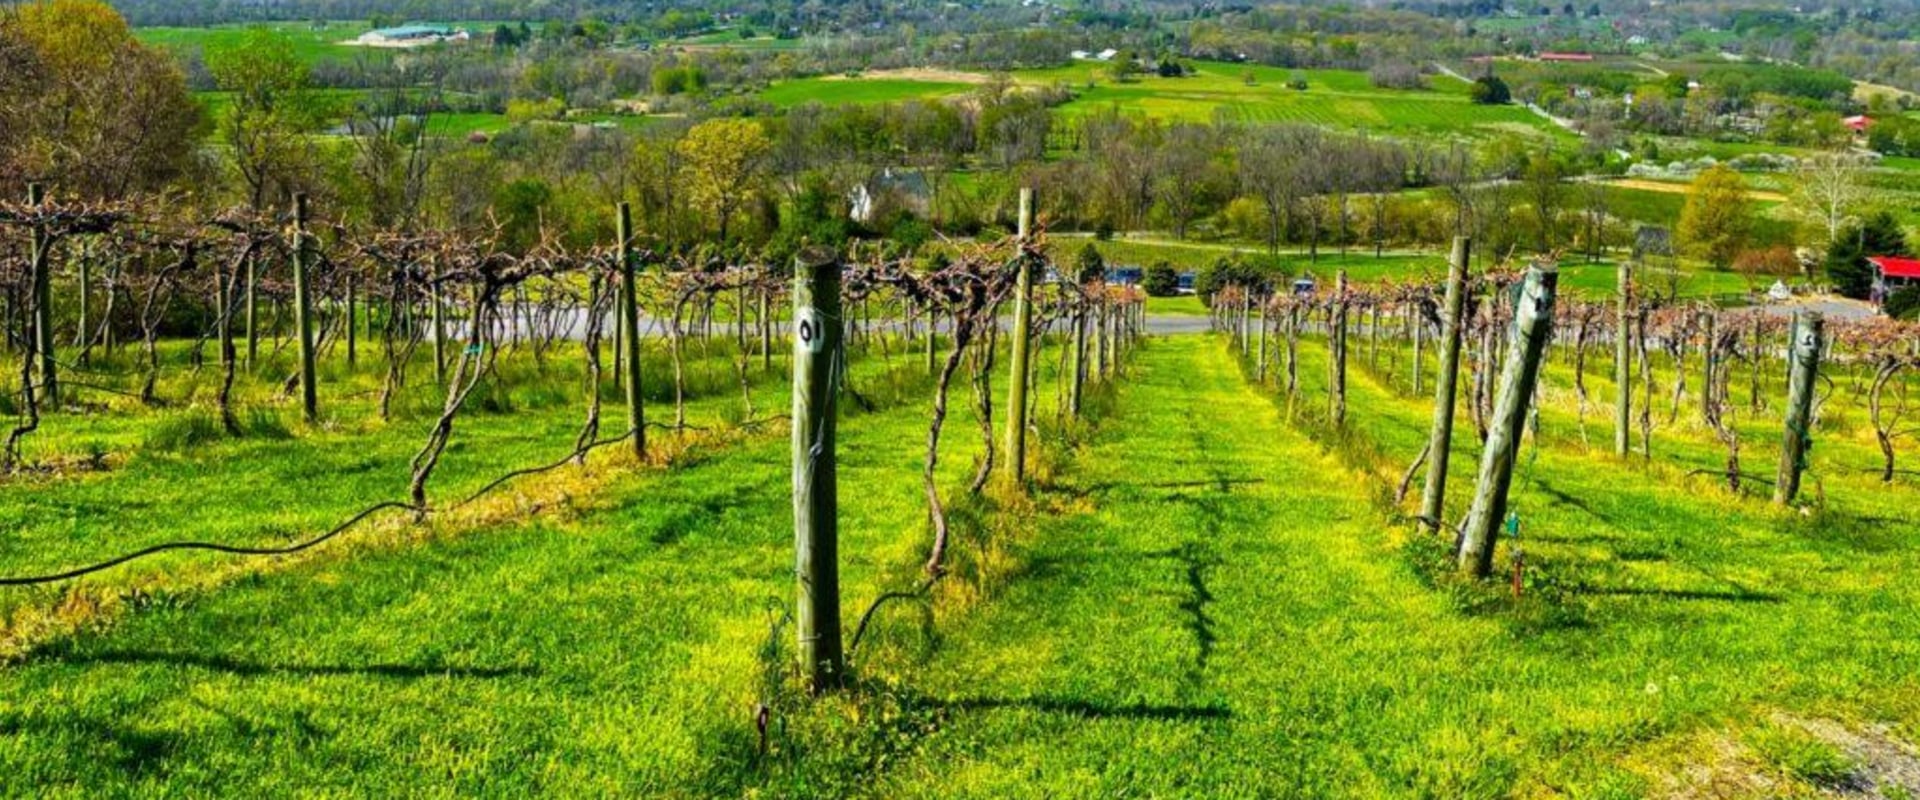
xmin=1614 ymin=260 xmax=1632 ymax=457
xmin=1699 ymin=310 xmax=1718 ymax=421
xmin=1773 ymin=311 xmax=1822 ymax=506
xmin=1411 ymin=301 xmax=1425 ymax=395
xmin=27 ymin=184 xmax=57 ymax=408
xmin=1256 ymin=295 xmax=1270 ymax=383
xmin=1420 ymin=236 xmax=1471 ymax=533
xmin=1458 ymin=262 xmax=1558 ymax=578
xmin=431 ymin=279 xmax=447 ymax=384
xmin=75 ymin=242 xmax=89 ymax=366
xmin=245 ymin=250 xmax=259 ymax=370
xmin=1003 ymin=188 xmax=1036 ymax=486
xmin=791 ymin=246 xmax=845 ymax=693
xmin=618 ymin=202 xmax=647 ymax=461
xmin=1070 ymin=297 xmax=1088 ymax=417
xmin=1330 ymin=270 xmax=1349 ymax=428
xmin=345 ymin=273 xmax=358 ymax=368
xmin=290 ymin=192 xmax=318 ymax=423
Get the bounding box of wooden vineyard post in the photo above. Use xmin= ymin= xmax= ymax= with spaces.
xmin=345 ymin=273 xmax=358 ymax=368
xmin=26 ymin=183 xmax=57 ymax=409
xmin=791 ymin=246 xmax=845 ymax=693
xmin=1070 ymin=299 xmax=1088 ymax=417
xmin=1003 ymin=188 xmax=1036 ymax=487
xmin=431 ymin=279 xmax=447 ymax=384
xmin=1330 ymin=270 xmax=1349 ymax=428
xmin=290 ymin=192 xmax=318 ymax=423
xmin=1700 ymin=310 xmax=1716 ymax=422
xmin=618 ymin=202 xmax=647 ymax=462
xmin=1773 ymin=311 xmax=1823 ymax=506
xmin=1256 ymin=296 xmax=1270 ymax=383
xmin=1458 ymin=262 xmax=1558 ymax=578
xmin=1420 ymin=236 xmax=1471 ymax=533
xmin=245 ymin=248 xmax=259 ymax=370
xmin=1614 ymin=260 xmax=1632 ymax=457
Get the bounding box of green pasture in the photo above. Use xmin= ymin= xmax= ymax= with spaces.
xmin=1022 ymin=61 xmax=1570 ymax=139
xmin=757 ymin=77 xmax=975 ymax=108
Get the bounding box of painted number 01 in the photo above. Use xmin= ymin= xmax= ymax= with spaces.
xmin=796 ymin=308 xmax=827 ymax=354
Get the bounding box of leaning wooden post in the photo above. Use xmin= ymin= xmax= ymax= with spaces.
xmin=1002 ymin=188 xmax=1036 ymax=486
xmin=1329 ymin=270 xmax=1350 ymax=428
xmin=791 ymin=246 xmax=845 ymax=693
xmin=75 ymin=243 xmax=90 ymax=366
xmin=27 ymin=183 xmax=57 ymax=408
xmin=1614 ymin=260 xmax=1633 ymax=457
xmin=345 ymin=272 xmax=358 ymax=368
xmin=1458 ymin=262 xmax=1558 ymax=578
xmin=1256 ymin=295 xmax=1270 ymax=382
xmin=1419 ymin=236 xmax=1471 ymax=533
xmin=290 ymin=192 xmax=318 ymax=423
xmin=1773 ymin=311 xmax=1823 ymax=506
xmin=245 ymin=249 xmax=259 ymax=370
xmin=617 ymin=202 xmax=647 ymax=462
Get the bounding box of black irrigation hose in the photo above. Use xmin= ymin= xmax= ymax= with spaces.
xmin=1 ymin=413 xmax=802 ymax=588
xmin=847 ymin=575 xmax=941 ymax=657
xmin=0 ymin=501 xmax=417 ymax=587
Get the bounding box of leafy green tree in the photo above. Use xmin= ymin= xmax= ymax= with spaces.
xmin=2 ymin=0 xmax=201 ymax=198
xmin=1144 ymin=262 xmax=1180 ymax=296
xmin=676 ymin=118 xmax=772 ymax=243
xmin=1074 ymin=242 xmax=1106 ymax=283
xmin=207 ymin=28 xmax=323 ymax=209
xmin=492 ymin=178 xmax=552 ymax=253
xmin=1470 ymin=76 xmax=1512 ymax=105
xmin=1827 ymin=211 xmax=1910 ymax=300
xmin=1676 ymin=165 xmax=1754 ymax=269
xmin=1884 ymin=286 xmax=1920 ymax=320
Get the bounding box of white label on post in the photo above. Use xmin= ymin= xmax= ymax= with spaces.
xmin=796 ymin=307 xmax=827 ymax=354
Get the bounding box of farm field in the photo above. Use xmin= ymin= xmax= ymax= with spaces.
xmin=757 ymin=76 xmax=975 ymax=108
xmin=1020 ymin=62 xmax=1570 ymax=139
xmin=3 ymin=330 xmax=1915 ymax=795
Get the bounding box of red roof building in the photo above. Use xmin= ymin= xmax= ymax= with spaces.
xmin=1845 ymin=115 xmax=1874 ymax=134
xmin=1868 ymin=256 xmax=1920 ymax=304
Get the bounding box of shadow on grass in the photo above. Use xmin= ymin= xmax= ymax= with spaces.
xmin=1565 ymin=584 xmax=1784 ymax=603
xmin=934 ymin=693 xmax=1232 ymax=722
xmin=48 ymin=649 xmax=541 ymax=680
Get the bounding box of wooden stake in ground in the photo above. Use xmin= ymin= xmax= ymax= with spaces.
xmin=1420 ymin=237 xmax=1471 ymax=533
xmin=791 ymin=246 xmax=845 ymax=693
xmin=1003 ymin=188 xmax=1036 ymax=487
xmin=1773 ymin=311 xmax=1823 ymax=506
xmin=1458 ymin=262 xmax=1558 ymax=578
xmin=1329 ymin=270 xmax=1349 ymax=428
xmin=1070 ymin=298 xmax=1088 ymax=417
xmin=617 ymin=202 xmax=647 ymax=462
xmin=290 ymin=193 xmax=318 ymax=423
xmin=1614 ymin=260 xmax=1632 ymax=457
xmin=26 ymin=184 xmax=57 ymax=409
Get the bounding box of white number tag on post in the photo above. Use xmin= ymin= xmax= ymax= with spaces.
xmin=796 ymin=307 xmax=827 ymax=354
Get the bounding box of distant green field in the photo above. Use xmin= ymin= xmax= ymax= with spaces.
xmin=136 ymin=21 xmax=497 ymax=66
xmin=758 ymin=77 xmax=974 ymax=108
xmin=1019 ymin=62 xmax=1570 ymax=140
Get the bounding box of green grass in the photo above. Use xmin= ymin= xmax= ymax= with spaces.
xmin=1 ymin=313 xmax=1915 ymax=795
xmin=757 ymin=77 xmax=974 ymax=108
xmin=1021 ymin=61 xmax=1571 ymax=140
xmin=135 ymin=20 xmax=500 ymax=67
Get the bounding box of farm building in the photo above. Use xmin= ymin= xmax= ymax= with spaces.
xmin=355 ymin=25 xmax=469 ymax=46
xmin=848 ymin=168 xmax=931 ymax=224
xmin=1867 ymin=255 xmax=1920 ymax=305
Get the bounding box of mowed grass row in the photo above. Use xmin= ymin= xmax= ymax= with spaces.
xmin=0 ymin=332 xmax=914 ymax=655
xmin=807 ymin=334 xmax=1919 ymax=796
xmin=0 ymin=325 xmax=1126 ymax=794
xmin=1242 ymin=324 xmax=1920 ymax=793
